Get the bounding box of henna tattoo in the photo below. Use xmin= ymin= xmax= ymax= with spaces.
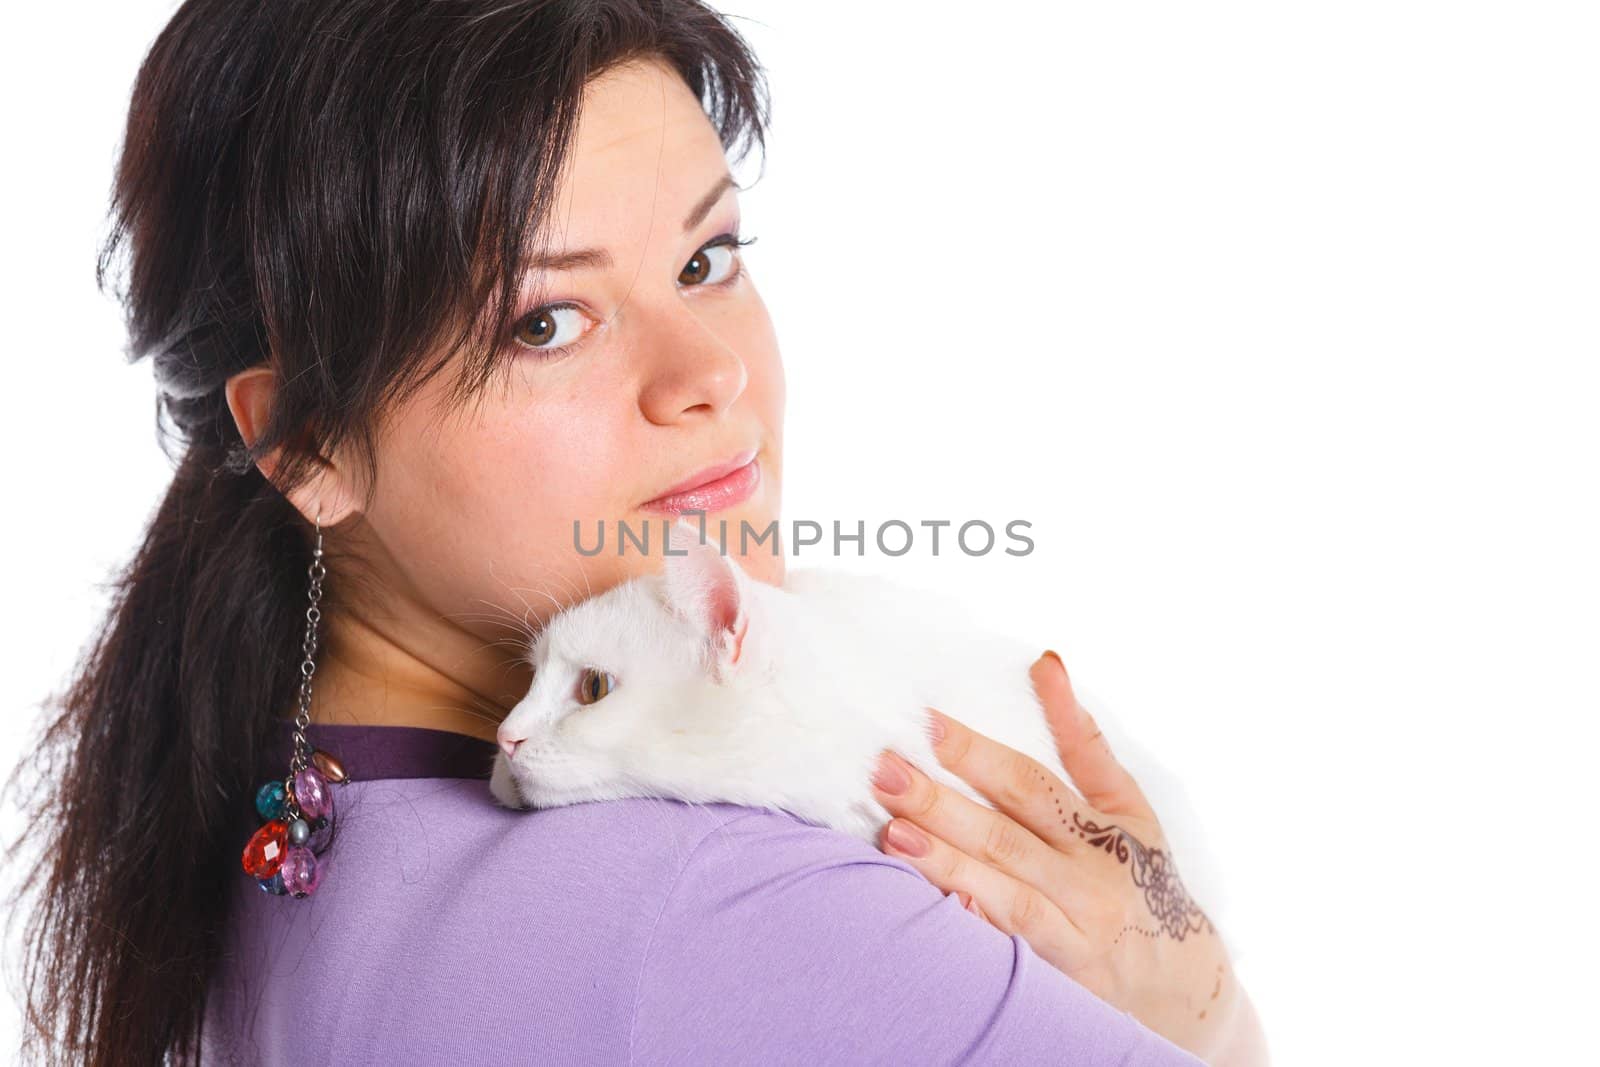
xmin=1070 ymin=812 xmax=1215 ymax=941
xmin=1110 ymin=921 xmax=1160 ymax=946
xmin=1200 ymin=964 xmax=1224 ymax=1020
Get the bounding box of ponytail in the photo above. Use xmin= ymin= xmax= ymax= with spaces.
xmin=3 ymin=440 xmax=318 ymax=1065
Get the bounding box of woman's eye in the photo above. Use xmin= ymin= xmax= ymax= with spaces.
xmin=509 ymin=234 xmax=752 ymax=357
xmin=510 ymin=304 xmax=590 ymax=351
xmin=679 ymin=235 xmax=751 ymax=287
xmin=575 ymin=668 xmax=615 ymax=705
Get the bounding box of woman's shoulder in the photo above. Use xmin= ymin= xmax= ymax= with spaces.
xmin=208 ymin=781 xmax=1198 ymax=1064
xmin=206 ymin=778 xmax=762 ymax=1063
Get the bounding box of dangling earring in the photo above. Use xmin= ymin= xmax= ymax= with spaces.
xmin=240 ymin=507 xmax=349 ymax=898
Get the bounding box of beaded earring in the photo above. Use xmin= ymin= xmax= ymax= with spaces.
xmin=240 ymin=509 xmax=349 ymax=898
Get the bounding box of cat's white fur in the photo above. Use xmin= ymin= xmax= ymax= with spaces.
xmin=489 ymin=520 xmax=1091 ymax=846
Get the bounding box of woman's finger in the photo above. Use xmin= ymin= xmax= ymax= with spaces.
xmin=954 ymin=889 xmax=989 ymax=924
xmin=1031 ymin=651 xmax=1154 ymax=819
xmin=871 ymin=748 xmax=1089 ymax=910
xmin=875 ymin=813 xmax=1089 ymax=970
xmin=918 ymin=707 xmax=1098 ymax=856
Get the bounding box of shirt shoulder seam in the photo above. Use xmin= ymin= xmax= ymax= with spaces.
xmin=625 ymin=807 xmax=773 ymax=1066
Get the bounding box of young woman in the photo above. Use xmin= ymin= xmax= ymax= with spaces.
xmin=7 ymin=1 xmax=1266 ymax=1063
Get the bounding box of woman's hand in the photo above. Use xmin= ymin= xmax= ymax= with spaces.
xmin=869 ymin=651 xmax=1269 ymax=1066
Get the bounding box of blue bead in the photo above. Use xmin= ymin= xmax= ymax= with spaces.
xmin=255 ymin=780 xmax=287 ymax=820
xmin=257 ymin=871 xmax=287 ymax=895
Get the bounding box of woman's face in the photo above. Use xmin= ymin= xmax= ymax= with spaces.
xmin=318 ymin=56 xmax=785 ymax=709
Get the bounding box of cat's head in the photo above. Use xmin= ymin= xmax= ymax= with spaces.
xmin=489 ymin=519 xmax=766 ymax=811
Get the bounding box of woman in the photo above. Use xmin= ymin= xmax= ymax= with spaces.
xmin=7 ymin=1 xmax=1267 ymax=1063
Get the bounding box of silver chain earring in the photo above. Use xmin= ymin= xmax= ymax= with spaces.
xmin=240 ymin=508 xmax=349 ymax=898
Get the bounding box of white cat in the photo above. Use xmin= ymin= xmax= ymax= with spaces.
xmin=489 ymin=520 xmax=1088 ymax=846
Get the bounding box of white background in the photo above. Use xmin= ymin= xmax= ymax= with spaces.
xmin=3 ymin=2 xmax=1596 ymax=1063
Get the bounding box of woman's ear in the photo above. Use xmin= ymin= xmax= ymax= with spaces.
xmin=224 ymin=364 xmax=363 ymax=525
xmin=662 ymin=519 xmax=749 ymax=682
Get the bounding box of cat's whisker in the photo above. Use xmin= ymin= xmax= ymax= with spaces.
xmin=476 ymin=560 xmax=605 ymax=656
xmin=459 ymin=638 xmax=542 ymax=694
xmin=439 ymin=596 xmax=557 ymax=697
xmin=505 ymin=564 xmax=588 ymax=616
xmin=438 ymin=616 xmax=536 ymax=666
xmin=447 ymin=610 xmax=539 ymax=650
xmin=444 ymin=598 xmax=540 ymax=643
xmin=530 ymin=564 xmax=585 ymax=605
xmin=486 ymin=557 xmax=548 ymax=634
xmin=468 ymin=636 xmax=537 ymax=660
xmin=416 ymin=697 xmax=508 ymax=729
xmin=500 ymin=554 xmax=596 ymax=610
xmin=469 ymin=556 xmax=613 ymax=652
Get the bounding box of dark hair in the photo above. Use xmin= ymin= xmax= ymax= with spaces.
xmin=1 ymin=2 xmax=769 ymax=1063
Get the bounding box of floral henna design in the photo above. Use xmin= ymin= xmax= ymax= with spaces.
xmin=1070 ymin=812 xmax=1215 ymax=941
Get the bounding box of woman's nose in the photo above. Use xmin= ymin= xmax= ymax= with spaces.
xmin=637 ymin=315 xmax=747 ymax=424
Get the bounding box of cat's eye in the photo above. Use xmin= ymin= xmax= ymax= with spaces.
xmin=575 ymin=668 xmax=615 ymax=706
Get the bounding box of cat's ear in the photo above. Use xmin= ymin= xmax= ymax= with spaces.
xmin=662 ymin=519 xmax=748 ymax=682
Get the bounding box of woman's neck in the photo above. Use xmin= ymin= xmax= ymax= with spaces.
xmin=297 ymin=607 xmax=529 ymax=744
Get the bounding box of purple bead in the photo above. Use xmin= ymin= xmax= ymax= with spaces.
xmin=279 ymin=845 xmax=322 ymax=898
xmin=292 ymin=766 xmax=333 ymax=821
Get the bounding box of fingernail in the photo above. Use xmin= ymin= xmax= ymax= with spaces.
xmin=1042 ymin=649 xmax=1065 ymax=673
xmin=926 ymin=710 xmax=946 ymax=747
xmin=884 ymin=819 xmax=929 ymax=857
xmin=872 ymin=751 xmax=912 ymax=796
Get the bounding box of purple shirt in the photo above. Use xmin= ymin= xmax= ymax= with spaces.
xmin=203 ymin=723 xmax=1203 ymax=1064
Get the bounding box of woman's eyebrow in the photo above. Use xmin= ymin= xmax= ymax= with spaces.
xmin=526 ymin=172 xmax=737 ymax=272
xmin=682 ymin=171 xmax=736 ymax=232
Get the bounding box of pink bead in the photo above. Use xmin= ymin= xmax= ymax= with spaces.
xmin=292 ymin=766 xmax=333 ymax=821
xmin=279 ymin=845 xmax=322 ymax=898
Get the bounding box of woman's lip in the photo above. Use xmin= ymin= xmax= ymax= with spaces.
xmin=640 ymin=451 xmax=760 ymax=515
xmin=645 ymin=448 xmax=757 ymax=500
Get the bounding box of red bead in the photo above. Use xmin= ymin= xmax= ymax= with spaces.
xmin=242 ymin=818 xmax=289 ymax=880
